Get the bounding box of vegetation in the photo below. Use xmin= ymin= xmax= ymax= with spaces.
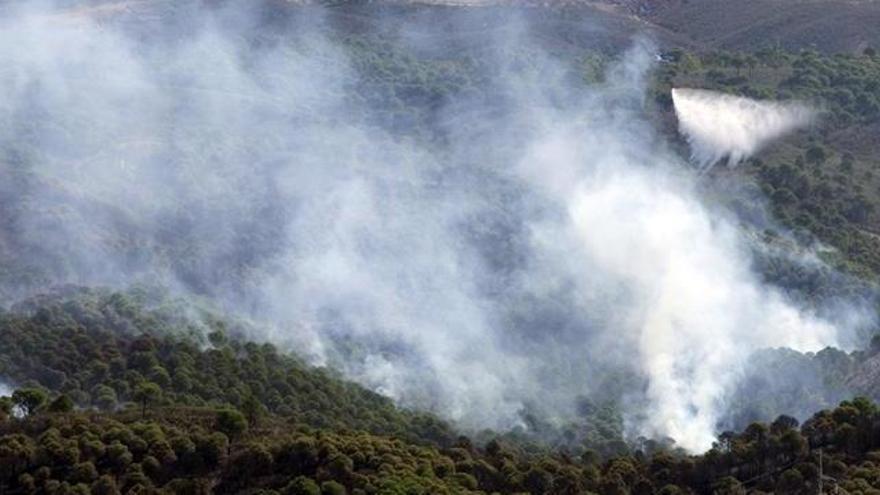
xmin=653 ymin=47 xmax=880 ymax=280
xmin=2 ymin=10 xmax=880 ymax=493
xmin=3 ymin=290 xmax=880 ymax=493
xmin=341 ymin=35 xmax=880 ymax=290
xmin=330 ymin=33 xmax=880 ymax=286
xmin=635 ymin=0 xmax=880 ymax=54
xmin=0 ymin=288 xmax=454 ymax=448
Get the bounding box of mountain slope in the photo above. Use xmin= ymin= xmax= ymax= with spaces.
xmin=3 ymin=289 xmax=880 ymax=494
xmin=21 ymin=0 xmax=880 ymax=55
xmin=638 ymin=0 xmax=880 ymax=53
xmin=0 ymin=287 xmax=456 ymax=446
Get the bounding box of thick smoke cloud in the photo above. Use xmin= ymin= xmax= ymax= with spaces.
xmin=0 ymin=1 xmax=869 ymax=452
xmin=672 ymin=88 xmax=816 ymax=169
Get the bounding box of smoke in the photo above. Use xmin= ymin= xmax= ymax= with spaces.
xmin=0 ymin=1 xmax=869 ymax=452
xmin=672 ymin=88 xmax=816 ymax=169
xmin=517 ymin=113 xmax=842 ymax=449
xmin=0 ymin=382 xmax=11 ymax=398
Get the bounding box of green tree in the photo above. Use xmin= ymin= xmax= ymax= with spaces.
xmin=776 ymin=468 xmax=805 ymax=494
xmin=745 ymin=54 xmax=758 ymax=77
xmin=806 ymin=145 xmax=827 ymax=165
xmin=320 ymin=480 xmax=347 ymax=495
xmin=11 ymin=388 xmax=47 ymax=417
xmin=0 ymin=434 xmax=35 ymax=478
xmin=714 ymin=476 xmax=746 ymax=495
xmin=133 ymin=382 xmax=161 ymax=419
xmin=106 ymin=442 xmax=133 ymax=474
xmin=47 ymin=394 xmax=74 ymax=413
xmin=214 ymin=409 xmax=247 ymax=458
xmin=73 ymin=461 xmax=99 ymax=483
xmin=242 ymin=394 xmax=265 ymax=427
xmin=91 ymin=475 xmax=121 ymax=495
xmin=0 ymin=396 xmax=11 ymax=421
xmin=216 ymin=409 xmax=248 ymax=446
xmin=92 ymin=385 xmax=118 ymax=411
xmin=284 ymin=476 xmax=321 ymax=495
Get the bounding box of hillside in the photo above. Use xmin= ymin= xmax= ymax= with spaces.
xmin=650 ymin=46 xmax=880 ymax=279
xmin=3 ymin=290 xmax=880 ymax=493
xmin=364 ymin=0 xmax=880 ymax=54
xmin=0 ymin=288 xmax=456 ymax=445
xmin=44 ymin=0 xmax=880 ymax=54
xmin=47 ymin=0 xmax=694 ymax=52
xmin=3 ymin=1 xmax=880 ymax=493
xmin=593 ymin=0 xmax=880 ymax=54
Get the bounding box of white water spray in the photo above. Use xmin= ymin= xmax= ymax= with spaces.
xmin=672 ymin=88 xmax=816 ymax=169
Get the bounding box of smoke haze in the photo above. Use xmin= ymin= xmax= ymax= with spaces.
xmin=0 ymin=1 xmax=869 ymax=452
xmin=672 ymin=88 xmax=816 ymax=169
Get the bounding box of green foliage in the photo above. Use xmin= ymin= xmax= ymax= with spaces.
xmin=0 ymin=397 xmax=12 ymax=421
xmin=134 ymin=382 xmax=162 ymax=419
xmin=284 ymin=476 xmax=321 ymax=495
xmin=320 ymin=480 xmax=347 ymax=495
xmin=11 ymin=388 xmax=47 ymax=417
xmin=216 ymin=409 xmax=248 ymax=441
xmin=1 ymin=290 xmax=880 ymax=494
xmin=0 ymin=288 xmax=454 ymax=446
xmin=0 ymin=39 xmax=878 ymax=492
xmin=659 ymin=47 xmax=880 ymax=279
xmin=47 ymin=394 xmax=74 ymax=413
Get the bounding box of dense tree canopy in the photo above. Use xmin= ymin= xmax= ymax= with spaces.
xmin=2 ymin=26 xmax=880 ymax=493
xmin=1 ymin=289 xmax=880 ymax=494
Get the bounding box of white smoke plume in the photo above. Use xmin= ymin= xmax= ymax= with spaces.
xmin=517 ymin=72 xmax=842 ymax=449
xmin=672 ymin=88 xmax=816 ymax=169
xmin=0 ymin=1 xmax=869 ymax=453
xmin=562 ymin=173 xmax=837 ymax=449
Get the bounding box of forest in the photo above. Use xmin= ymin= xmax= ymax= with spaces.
xmin=3 ymin=2 xmax=880 ymax=494
xmin=3 ymin=288 xmax=880 ymax=494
